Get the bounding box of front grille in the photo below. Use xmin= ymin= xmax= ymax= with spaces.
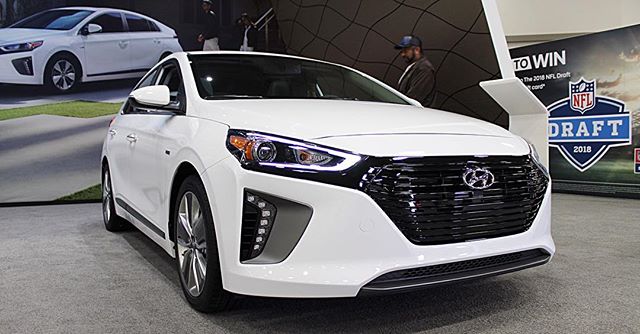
xmin=362 ymin=249 xmax=550 ymax=292
xmin=359 ymin=156 xmax=548 ymax=245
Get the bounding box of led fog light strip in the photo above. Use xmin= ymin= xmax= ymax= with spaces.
xmin=244 ymin=191 xmax=277 ymax=260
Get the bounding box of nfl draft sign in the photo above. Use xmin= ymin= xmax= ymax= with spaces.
xmin=511 ymin=24 xmax=640 ymax=198
xmin=548 ymin=78 xmax=632 ymax=172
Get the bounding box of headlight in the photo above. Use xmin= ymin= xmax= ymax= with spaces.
xmin=226 ymin=130 xmax=362 ymax=172
xmin=528 ymin=142 xmax=550 ymax=179
xmin=0 ymin=41 xmax=44 ymax=53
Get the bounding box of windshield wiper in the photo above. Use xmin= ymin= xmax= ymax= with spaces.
xmin=204 ymin=95 xmax=264 ymax=100
xmin=317 ymin=95 xmax=360 ymax=101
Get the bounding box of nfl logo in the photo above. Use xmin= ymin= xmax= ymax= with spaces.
xmin=570 ymin=78 xmax=596 ymax=113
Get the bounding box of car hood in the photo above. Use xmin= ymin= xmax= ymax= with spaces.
xmin=199 ymin=100 xmax=515 ymax=140
xmin=0 ymin=28 xmax=67 ymax=45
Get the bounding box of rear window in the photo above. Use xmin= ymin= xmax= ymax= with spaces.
xmin=126 ymin=14 xmax=156 ymax=32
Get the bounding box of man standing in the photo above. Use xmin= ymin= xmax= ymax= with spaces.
xmin=395 ymin=35 xmax=436 ymax=107
xmin=238 ymin=13 xmax=257 ymax=51
xmin=198 ymin=0 xmax=220 ymax=51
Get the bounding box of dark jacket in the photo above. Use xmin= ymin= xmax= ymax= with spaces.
xmin=398 ymin=57 xmax=436 ymax=107
xmin=202 ymin=10 xmax=219 ymax=40
xmin=238 ymin=25 xmax=258 ymax=49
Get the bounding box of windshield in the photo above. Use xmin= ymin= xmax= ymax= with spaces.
xmin=189 ymin=54 xmax=409 ymax=105
xmin=10 ymin=10 xmax=94 ymax=30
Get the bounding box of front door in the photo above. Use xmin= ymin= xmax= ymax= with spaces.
xmin=82 ymin=12 xmax=130 ymax=77
xmin=126 ymin=61 xmax=186 ymax=227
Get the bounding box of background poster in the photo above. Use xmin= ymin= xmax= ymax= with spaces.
xmin=511 ymin=25 xmax=640 ymax=198
xmin=0 ymin=0 xmax=6 ymax=25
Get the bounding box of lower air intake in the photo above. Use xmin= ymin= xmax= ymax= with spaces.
xmin=361 ymin=249 xmax=550 ymax=293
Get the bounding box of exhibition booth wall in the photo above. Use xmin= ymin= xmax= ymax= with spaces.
xmin=271 ymin=0 xmax=508 ymax=128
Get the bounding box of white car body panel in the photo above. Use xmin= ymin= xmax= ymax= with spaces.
xmin=0 ymin=7 xmax=182 ymax=87
xmin=102 ymin=52 xmax=554 ymax=299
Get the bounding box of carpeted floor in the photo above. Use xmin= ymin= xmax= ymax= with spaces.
xmin=0 ymin=193 xmax=638 ymax=333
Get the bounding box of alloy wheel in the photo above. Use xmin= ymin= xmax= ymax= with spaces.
xmin=102 ymin=170 xmax=112 ymax=223
xmin=51 ymin=59 xmax=76 ymax=91
xmin=176 ymin=191 xmax=208 ymax=297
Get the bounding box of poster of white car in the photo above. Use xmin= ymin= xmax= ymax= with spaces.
xmin=0 ymin=7 xmax=182 ymax=93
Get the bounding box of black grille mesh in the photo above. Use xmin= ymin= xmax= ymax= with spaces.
xmin=359 ymin=156 xmax=548 ymax=245
xmin=240 ymin=204 xmax=260 ymax=261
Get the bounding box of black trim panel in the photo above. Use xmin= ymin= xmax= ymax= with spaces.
xmin=115 ymin=197 xmax=165 ymax=238
xmin=87 ymin=68 xmax=150 ymax=77
xmin=359 ymin=249 xmax=550 ymax=295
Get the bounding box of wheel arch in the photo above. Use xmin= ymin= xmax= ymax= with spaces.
xmin=168 ymin=162 xmax=201 ymax=243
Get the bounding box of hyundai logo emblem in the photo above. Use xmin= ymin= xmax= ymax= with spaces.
xmin=462 ymin=167 xmax=495 ymax=190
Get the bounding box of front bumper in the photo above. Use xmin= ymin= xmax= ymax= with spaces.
xmin=0 ymin=52 xmax=41 ymax=85
xmin=202 ymin=158 xmax=555 ymax=298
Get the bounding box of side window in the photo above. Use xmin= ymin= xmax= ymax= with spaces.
xmin=125 ymin=14 xmax=151 ymax=32
xmin=135 ymin=68 xmax=160 ymax=90
xmin=90 ymin=12 xmax=124 ymax=33
xmin=124 ymin=68 xmax=159 ymax=114
xmin=125 ymin=61 xmax=185 ymax=114
xmin=157 ymin=64 xmax=184 ymax=105
xmin=148 ymin=21 xmax=161 ymax=32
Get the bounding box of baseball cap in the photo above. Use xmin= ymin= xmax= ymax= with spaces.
xmin=394 ymin=35 xmax=422 ymax=49
xmin=202 ymin=0 xmax=214 ymax=4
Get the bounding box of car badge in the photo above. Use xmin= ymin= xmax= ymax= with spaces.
xmin=462 ymin=167 xmax=495 ymax=190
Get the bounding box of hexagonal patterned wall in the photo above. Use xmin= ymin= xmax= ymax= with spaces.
xmin=270 ymin=0 xmax=508 ymax=127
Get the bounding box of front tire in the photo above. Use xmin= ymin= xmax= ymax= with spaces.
xmin=45 ymin=54 xmax=81 ymax=93
xmin=174 ymin=175 xmax=233 ymax=312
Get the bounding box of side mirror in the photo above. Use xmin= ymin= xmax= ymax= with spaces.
xmin=81 ymin=23 xmax=102 ymax=35
xmin=130 ymin=85 xmax=171 ymax=107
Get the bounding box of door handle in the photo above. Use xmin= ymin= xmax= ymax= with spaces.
xmin=119 ymin=41 xmax=129 ymax=49
xmin=126 ymin=134 xmax=138 ymax=143
xmin=108 ymin=129 xmax=117 ymax=136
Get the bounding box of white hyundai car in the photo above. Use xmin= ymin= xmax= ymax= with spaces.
xmin=101 ymin=52 xmax=554 ymax=312
xmin=0 ymin=7 xmax=182 ymax=93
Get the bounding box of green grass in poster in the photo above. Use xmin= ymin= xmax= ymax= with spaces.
xmin=0 ymin=101 xmax=121 ymax=121
xmin=56 ymin=184 xmax=102 ymax=202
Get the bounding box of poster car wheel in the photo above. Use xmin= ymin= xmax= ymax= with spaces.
xmin=101 ymin=52 xmax=554 ymax=312
xmin=45 ymin=54 xmax=81 ymax=93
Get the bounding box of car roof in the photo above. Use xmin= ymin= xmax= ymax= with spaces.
xmin=48 ymin=7 xmax=168 ymax=28
xmin=51 ymin=7 xmax=159 ymax=20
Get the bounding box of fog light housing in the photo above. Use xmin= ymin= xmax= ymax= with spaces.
xmin=12 ymin=57 xmax=34 ymax=76
xmin=241 ymin=191 xmax=277 ymax=261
